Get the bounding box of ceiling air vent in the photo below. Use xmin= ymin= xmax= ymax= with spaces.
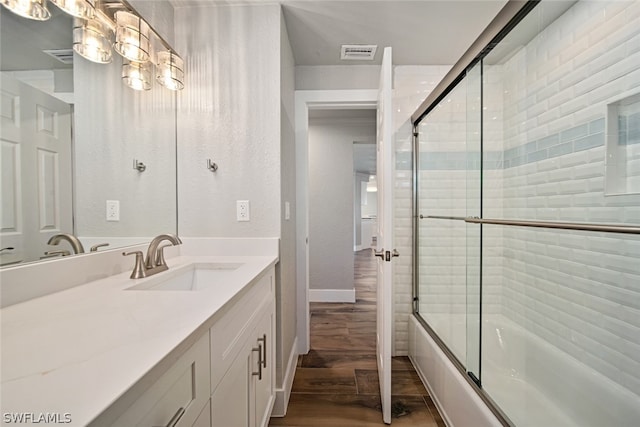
xmin=43 ymin=49 xmax=74 ymax=65
xmin=340 ymin=44 xmax=377 ymax=61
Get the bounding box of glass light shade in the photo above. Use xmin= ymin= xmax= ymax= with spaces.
xmin=73 ymin=18 xmax=113 ymax=64
xmin=122 ymin=61 xmax=152 ymax=91
xmin=114 ymin=11 xmax=150 ymax=63
xmin=1 ymin=0 xmax=51 ymax=20
xmin=156 ymin=51 xmax=185 ymax=91
xmin=50 ymin=0 xmax=93 ymax=19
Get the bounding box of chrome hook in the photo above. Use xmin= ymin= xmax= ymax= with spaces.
xmin=207 ymin=159 xmax=218 ymax=172
xmin=133 ymin=159 xmax=146 ymax=172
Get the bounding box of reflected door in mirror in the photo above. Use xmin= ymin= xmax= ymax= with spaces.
xmin=1 ymin=73 xmax=73 ymax=264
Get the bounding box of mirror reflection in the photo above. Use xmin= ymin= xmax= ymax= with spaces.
xmin=0 ymin=3 xmax=177 ymax=267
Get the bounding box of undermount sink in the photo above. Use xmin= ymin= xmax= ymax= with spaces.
xmin=126 ymin=263 xmax=243 ymax=291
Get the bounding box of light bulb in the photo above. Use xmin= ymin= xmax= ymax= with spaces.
xmin=1 ymin=0 xmax=50 ymax=21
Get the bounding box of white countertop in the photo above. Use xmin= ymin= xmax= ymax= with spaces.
xmin=0 ymin=254 xmax=277 ymax=426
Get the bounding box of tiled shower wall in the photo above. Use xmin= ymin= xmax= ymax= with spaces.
xmin=495 ymin=0 xmax=640 ymax=395
xmin=393 ymin=65 xmax=449 ymax=355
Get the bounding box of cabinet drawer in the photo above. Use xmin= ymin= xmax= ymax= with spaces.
xmin=210 ymin=271 xmax=273 ymax=393
xmin=111 ymin=334 xmax=210 ymax=427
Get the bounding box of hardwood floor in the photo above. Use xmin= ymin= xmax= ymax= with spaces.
xmin=270 ymin=249 xmax=445 ymax=426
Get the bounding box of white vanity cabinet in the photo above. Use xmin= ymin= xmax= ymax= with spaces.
xmin=210 ymin=269 xmax=275 ymax=427
xmin=99 ymin=333 xmax=211 ymax=427
xmin=90 ymin=266 xmax=275 ymax=427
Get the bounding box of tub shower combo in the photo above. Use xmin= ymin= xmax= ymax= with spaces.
xmin=408 ymin=1 xmax=640 ymax=426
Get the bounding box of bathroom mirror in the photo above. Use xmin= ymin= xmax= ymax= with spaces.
xmin=0 ymin=2 xmax=177 ymax=267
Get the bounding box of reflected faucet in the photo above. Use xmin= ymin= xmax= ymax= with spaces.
xmin=123 ymin=234 xmax=182 ymax=279
xmin=47 ymin=233 xmax=85 ymax=254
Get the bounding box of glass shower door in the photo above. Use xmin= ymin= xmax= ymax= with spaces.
xmin=416 ymin=64 xmax=482 ymax=376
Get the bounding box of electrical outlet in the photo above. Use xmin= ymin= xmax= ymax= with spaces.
xmin=106 ymin=200 xmax=120 ymax=221
xmin=237 ymin=200 xmax=250 ymax=222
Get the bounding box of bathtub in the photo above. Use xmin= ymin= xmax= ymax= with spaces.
xmin=410 ymin=314 xmax=640 ymax=426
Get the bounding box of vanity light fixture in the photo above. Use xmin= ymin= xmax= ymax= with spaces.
xmin=3 ymin=0 xmax=186 ymax=91
xmin=50 ymin=0 xmax=94 ymax=19
xmin=114 ymin=10 xmax=150 ymax=63
xmin=156 ymin=51 xmax=184 ymax=91
xmin=73 ymin=16 xmax=113 ymax=63
xmin=122 ymin=60 xmax=152 ymax=91
xmin=1 ymin=0 xmax=51 ymax=21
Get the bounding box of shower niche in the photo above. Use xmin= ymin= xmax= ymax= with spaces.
xmin=606 ymin=92 xmax=640 ymax=196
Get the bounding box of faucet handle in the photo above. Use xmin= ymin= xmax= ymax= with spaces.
xmin=90 ymin=243 xmax=110 ymax=252
xmin=43 ymin=250 xmax=71 ymax=257
xmin=123 ymin=251 xmax=147 ymax=279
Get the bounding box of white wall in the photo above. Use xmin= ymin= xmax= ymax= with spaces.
xmin=353 ymin=172 xmax=369 ymax=248
xmin=175 ymin=3 xmax=281 ymax=238
xmin=276 ymin=7 xmax=298 ymax=409
xmin=361 ymin=189 xmax=378 ymax=218
xmin=129 ymin=0 xmax=175 ymax=47
xmin=174 ymin=2 xmax=297 ymax=412
xmin=296 ymin=65 xmax=380 ymax=90
xmin=308 ymin=118 xmax=375 ymax=297
xmin=73 ymin=47 xmax=177 ymax=241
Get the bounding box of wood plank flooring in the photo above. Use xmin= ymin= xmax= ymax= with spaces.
xmin=270 ymin=249 xmax=445 ymax=426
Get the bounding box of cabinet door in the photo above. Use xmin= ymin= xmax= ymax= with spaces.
xmin=211 ymin=340 xmax=251 ymax=427
xmin=252 ymin=303 xmax=275 ymax=427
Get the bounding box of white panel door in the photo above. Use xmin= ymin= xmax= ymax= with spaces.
xmin=0 ymin=74 xmax=72 ymax=263
xmin=375 ymin=46 xmax=394 ymax=425
xmin=0 ymin=74 xmax=23 ymax=266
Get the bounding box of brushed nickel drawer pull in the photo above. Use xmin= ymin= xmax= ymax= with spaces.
xmin=258 ymin=334 xmax=267 ymax=368
xmin=252 ymin=345 xmax=263 ymax=380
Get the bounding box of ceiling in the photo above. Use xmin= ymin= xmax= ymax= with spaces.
xmin=281 ymin=0 xmax=508 ymax=66
xmin=171 ymin=0 xmax=508 ymax=66
xmin=3 ymin=0 xmax=509 ymax=71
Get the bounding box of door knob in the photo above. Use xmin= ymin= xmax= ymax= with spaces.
xmin=374 ymin=249 xmax=385 ymax=258
xmin=392 ymin=249 xmax=399 ymax=258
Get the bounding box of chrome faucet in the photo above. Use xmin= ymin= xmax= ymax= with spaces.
xmin=47 ymin=233 xmax=85 ymax=254
xmin=123 ymin=234 xmax=182 ymax=279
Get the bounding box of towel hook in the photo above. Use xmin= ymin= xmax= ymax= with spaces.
xmin=207 ymin=159 xmax=218 ymax=172
xmin=133 ymin=159 xmax=146 ymax=172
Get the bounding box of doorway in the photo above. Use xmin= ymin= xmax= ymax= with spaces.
xmin=307 ymin=108 xmax=376 ymax=304
xmin=294 ymin=89 xmax=378 ymax=354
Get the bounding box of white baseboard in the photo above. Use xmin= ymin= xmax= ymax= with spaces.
xmin=271 ymin=337 xmax=298 ymax=417
xmin=309 ymin=288 xmax=356 ymax=303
